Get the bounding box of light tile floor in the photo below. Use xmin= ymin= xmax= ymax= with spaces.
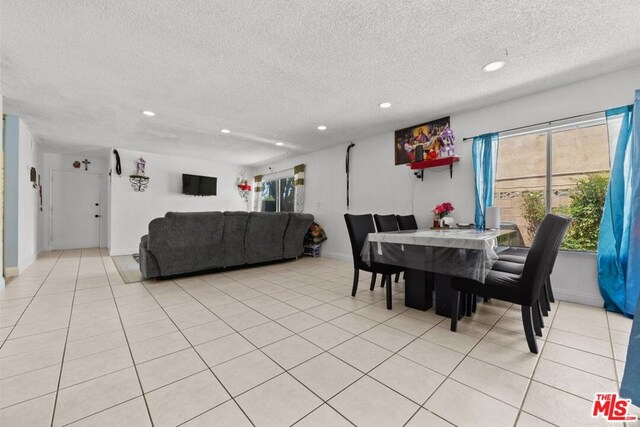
xmin=0 ymin=249 xmax=635 ymax=426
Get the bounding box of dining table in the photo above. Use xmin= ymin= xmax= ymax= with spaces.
xmin=361 ymin=228 xmax=516 ymax=317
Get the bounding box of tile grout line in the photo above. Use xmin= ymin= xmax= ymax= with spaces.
xmin=49 ymin=250 xmax=83 ymax=427
xmin=513 ymin=299 xmax=560 ymax=427
xmin=170 ymin=275 xmax=378 ymax=425
xmin=177 ymin=276 xmax=451 ymax=425
xmin=137 ymin=277 xmax=259 ymax=427
xmin=98 ymin=250 xmax=156 ymax=427
xmin=605 ymin=310 xmax=623 ymax=388
xmin=51 ymin=394 xmax=143 ymax=427
xmin=0 ymin=251 xmax=64 ymax=350
xmin=4 ymin=254 xmax=627 ymax=426
xmin=1 ymin=258 xmax=539 ymax=426
xmin=169 ymin=276 xmax=372 ymax=425
xmin=173 ymin=274 xmax=518 ymax=426
xmin=401 ymin=298 xmax=516 ymax=427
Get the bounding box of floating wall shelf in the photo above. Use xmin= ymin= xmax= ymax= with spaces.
xmin=129 ymin=175 xmax=149 ymax=192
xmin=408 ymin=156 xmax=461 ymax=180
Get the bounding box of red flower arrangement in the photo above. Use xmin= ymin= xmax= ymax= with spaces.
xmin=432 ymin=202 xmax=454 ymax=219
xmin=236 ymin=171 xmax=252 ymax=204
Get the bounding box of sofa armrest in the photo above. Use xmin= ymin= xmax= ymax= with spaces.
xmin=147 ymin=212 xmax=225 ymax=276
xmin=284 ymin=213 xmax=314 ymax=258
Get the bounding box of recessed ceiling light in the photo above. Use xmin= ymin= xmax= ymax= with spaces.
xmin=379 ymin=102 xmax=392 ymax=109
xmin=317 ymin=125 xmax=327 ymax=131
xmin=275 ymin=142 xmax=284 ymax=146
xmin=482 ymin=61 xmax=506 ymax=72
xmin=220 ymin=129 xmax=231 ymax=134
xmin=142 ymin=110 xmax=155 ymax=117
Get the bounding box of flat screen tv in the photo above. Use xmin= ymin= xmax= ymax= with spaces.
xmin=182 ymin=174 xmax=217 ymax=196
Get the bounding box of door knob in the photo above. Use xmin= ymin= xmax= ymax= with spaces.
xmin=95 ymin=215 xmax=101 ymax=218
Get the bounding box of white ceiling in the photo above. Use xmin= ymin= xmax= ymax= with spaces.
xmin=2 ymin=1 xmax=640 ymax=166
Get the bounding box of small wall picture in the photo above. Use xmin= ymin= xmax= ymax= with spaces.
xmin=394 ymin=116 xmax=451 ymax=165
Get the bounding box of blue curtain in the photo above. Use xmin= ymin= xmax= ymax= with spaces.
xmin=472 ymin=133 xmax=499 ymax=229
xmin=621 ymin=294 xmax=640 ymax=405
xmin=620 ymin=90 xmax=640 ymax=405
xmin=597 ymin=96 xmax=639 ymax=317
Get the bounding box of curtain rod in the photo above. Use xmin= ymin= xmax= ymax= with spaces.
xmin=258 ymin=166 xmax=294 ymax=177
xmin=461 ymin=107 xmax=610 ymax=142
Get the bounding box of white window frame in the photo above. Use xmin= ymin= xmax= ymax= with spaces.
xmin=262 ymin=171 xmax=295 ymax=213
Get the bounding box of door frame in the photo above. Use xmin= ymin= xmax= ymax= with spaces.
xmin=49 ymin=168 xmax=104 ymax=250
xmin=1 ymin=114 xmax=5 ymax=284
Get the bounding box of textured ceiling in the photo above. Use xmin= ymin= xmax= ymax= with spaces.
xmin=2 ymin=1 xmax=640 ymax=166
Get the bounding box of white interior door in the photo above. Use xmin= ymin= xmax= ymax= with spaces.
xmin=51 ymin=170 xmax=102 ymax=249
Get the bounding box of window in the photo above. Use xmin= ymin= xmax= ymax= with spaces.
xmin=262 ymin=177 xmax=294 ymax=212
xmin=495 ymin=112 xmax=614 ymax=251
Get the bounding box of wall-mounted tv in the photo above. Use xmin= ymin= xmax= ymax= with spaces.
xmin=182 ymin=174 xmax=217 ymax=196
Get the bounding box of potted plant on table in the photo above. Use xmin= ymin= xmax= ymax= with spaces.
xmin=432 ymin=202 xmax=455 ymax=228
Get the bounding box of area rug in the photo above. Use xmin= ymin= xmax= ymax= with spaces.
xmin=112 ymin=254 xmax=144 ymax=284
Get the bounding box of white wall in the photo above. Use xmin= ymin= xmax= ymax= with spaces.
xmin=0 ymin=92 xmax=4 ymax=288
xmin=256 ymin=64 xmax=640 ymax=306
xmin=109 ymin=148 xmax=252 ymax=255
xmin=17 ymin=119 xmax=40 ymax=273
xmin=39 ymin=151 xmax=110 ymax=252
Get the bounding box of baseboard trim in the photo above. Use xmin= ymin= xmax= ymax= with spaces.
xmin=554 ymin=288 xmax=604 ymax=307
xmin=18 ymin=253 xmax=38 ymax=275
xmin=321 ymin=251 xmax=351 ymax=262
xmin=5 ymin=267 xmax=19 ymax=277
xmin=109 ymin=248 xmax=138 ymax=257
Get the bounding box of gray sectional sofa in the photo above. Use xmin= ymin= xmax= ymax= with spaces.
xmin=139 ymin=211 xmax=314 ymax=279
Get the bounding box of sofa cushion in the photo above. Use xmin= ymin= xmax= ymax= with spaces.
xmin=223 ymin=211 xmax=249 ymax=267
xmin=148 ymin=211 xmax=225 ymax=276
xmin=244 ymin=212 xmax=289 ymax=264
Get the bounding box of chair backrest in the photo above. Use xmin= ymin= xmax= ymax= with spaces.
xmin=344 ymin=214 xmax=376 ymax=267
xmin=374 ymin=214 xmax=399 ymax=232
xmin=396 ymin=214 xmax=418 ymax=230
xmin=521 ymin=214 xmax=571 ymax=303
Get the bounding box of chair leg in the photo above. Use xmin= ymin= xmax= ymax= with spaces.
xmin=370 ymin=273 xmax=377 ymax=291
xmin=546 ymin=277 xmax=555 ymax=303
xmin=351 ymin=268 xmax=360 ymax=297
xmin=540 ymin=286 xmax=550 ymax=317
xmin=381 ymin=275 xmax=385 ymax=288
xmin=403 ymin=271 xmax=406 ymax=280
xmin=385 ymin=275 xmax=392 ymax=310
xmin=472 ymin=294 xmax=477 ymax=313
xmin=535 ymin=300 xmax=545 ymax=329
xmin=465 ymin=293 xmax=473 ymax=317
xmin=483 ymin=296 xmax=491 ymax=302
xmin=451 ymin=290 xmax=460 ymax=331
xmin=521 ymin=305 xmax=539 ymax=354
xmin=394 ymin=272 xmax=400 ymax=283
xmin=532 ymin=302 xmax=543 ymax=337
xmin=451 ymin=289 xmax=460 ymax=332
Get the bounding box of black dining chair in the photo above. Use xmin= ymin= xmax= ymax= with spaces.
xmin=396 ymin=214 xmax=418 ymax=230
xmin=395 ymin=215 xmax=418 ymax=282
xmin=450 ymin=214 xmax=571 ymax=353
xmin=344 ymin=214 xmax=403 ymax=309
xmin=374 ymin=214 xmax=404 ymax=284
xmin=492 ymin=221 xmax=568 ymax=318
xmin=374 ymin=214 xmax=399 ymax=232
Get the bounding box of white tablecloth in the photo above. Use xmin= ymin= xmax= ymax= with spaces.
xmin=361 ymin=229 xmax=515 ymax=283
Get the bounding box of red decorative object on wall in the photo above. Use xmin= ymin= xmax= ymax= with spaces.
xmin=408 ymin=155 xmax=461 ymax=180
